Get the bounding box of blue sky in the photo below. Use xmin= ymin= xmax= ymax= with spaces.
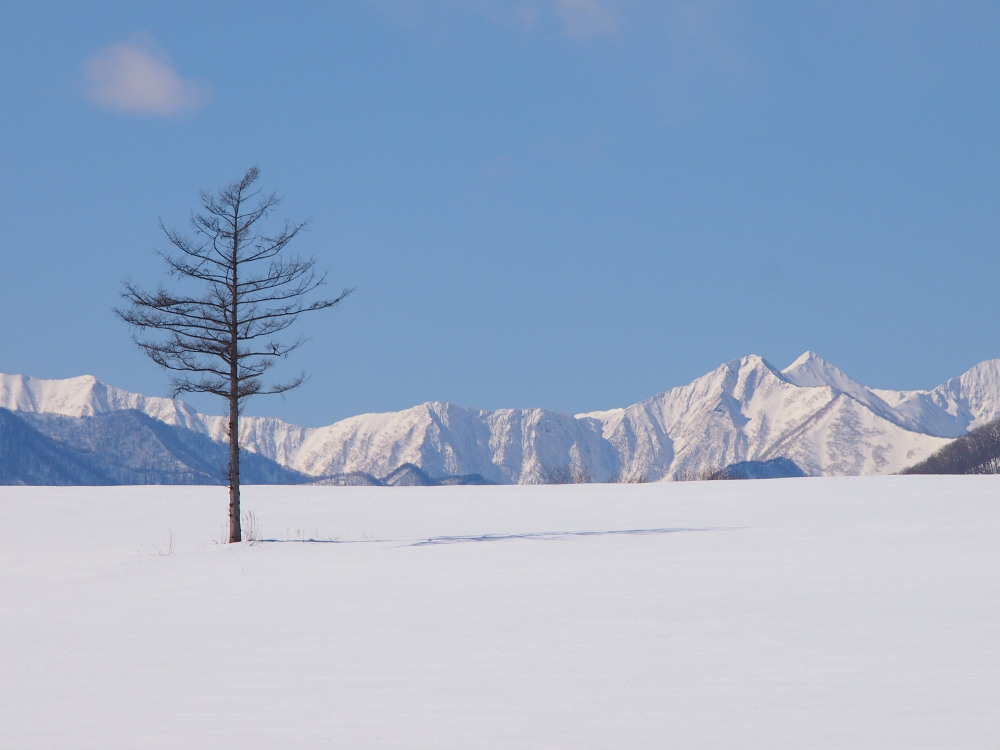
xmin=2 ymin=1 xmax=998 ymax=426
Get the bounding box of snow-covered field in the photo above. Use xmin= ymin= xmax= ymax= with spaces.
xmin=2 ymin=476 xmax=999 ymax=749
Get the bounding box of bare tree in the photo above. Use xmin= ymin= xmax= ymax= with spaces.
xmin=117 ymin=167 xmax=351 ymax=542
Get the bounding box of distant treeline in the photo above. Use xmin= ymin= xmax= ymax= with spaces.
xmin=901 ymin=417 xmax=1000 ymax=475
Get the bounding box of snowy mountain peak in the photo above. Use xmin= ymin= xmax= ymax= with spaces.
xmin=683 ymin=354 xmax=782 ymax=398
xmin=785 ymin=350 xmax=823 ymax=369
xmin=871 ymin=358 xmax=1000 ymax=438
xmin=781 ymin=351 xmax=851 ymax=388
xmin=780 ymin=351 xmax=894 ymax=408
xmin=725 ymin=353 xmax=779 ymax=374
xmin=779 ymin=353 xmax=935 ymax=434
xmin=0 ymin=373 xmax=105 ymax=417
xmin=956 ymin=358 xmax=1000 ymax=391
xmin=689 ymin=354 xmax=788 ymax=405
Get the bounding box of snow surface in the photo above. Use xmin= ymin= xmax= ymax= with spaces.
xmin=3 ymin=477 xmax=999 ymax=749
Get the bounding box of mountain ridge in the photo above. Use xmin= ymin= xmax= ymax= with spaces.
xmin=2 ymin=352 xmax=998 ymax=483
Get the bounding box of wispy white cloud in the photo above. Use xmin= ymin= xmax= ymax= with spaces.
xmin=552 ymin=0 xmax=621 ymax=39
xmin=83 ymin=33 xmax=209 ymax=116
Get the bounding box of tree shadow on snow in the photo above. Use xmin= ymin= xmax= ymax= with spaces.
xmin=409 ymin=527 xmax=740 ymax=546
xmin=260 ymin=527 xmax=741 ymax=546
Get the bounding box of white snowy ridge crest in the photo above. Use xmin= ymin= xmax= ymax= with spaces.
xmin=2 ymin=352 xmax=999 ymax=483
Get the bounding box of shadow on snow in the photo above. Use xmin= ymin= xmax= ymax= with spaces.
xmin=259 ymin=527 xmax=742 ymax=547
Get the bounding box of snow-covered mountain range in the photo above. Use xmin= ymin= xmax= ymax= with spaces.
xmin=2 ymin=352 xmax=999 ymax=484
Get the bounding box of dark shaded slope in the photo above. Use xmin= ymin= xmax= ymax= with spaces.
xmin=18 ymin=410 xmax=309 ymax=485
xmin=0 ymin=409 xmax=112 ymax=484
xmin=901 ymin=417 xmax=1000 ymax=475
xmin=708 ymin=457 xmax=807 ymax=480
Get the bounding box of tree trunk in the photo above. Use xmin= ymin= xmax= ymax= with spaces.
xmin=228 ymin=392 xmax=241 ymax=543
xmin=228 ymin=224 xmax=241 ymax=544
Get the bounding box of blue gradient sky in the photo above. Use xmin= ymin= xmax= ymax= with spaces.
xmin=2 ymin=1 xmax=998 ymax=426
